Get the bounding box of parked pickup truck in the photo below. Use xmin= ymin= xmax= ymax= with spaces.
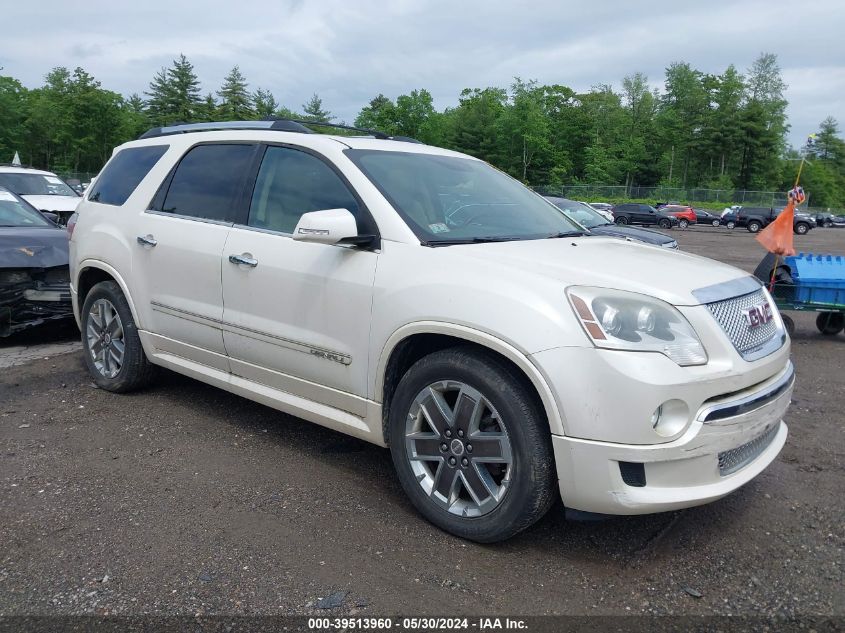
xmin=734 ymin=207 xmax=816 ymax=235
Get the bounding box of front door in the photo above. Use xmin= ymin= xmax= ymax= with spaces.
xmin=131 ymin=142 xmax=257 ymax=372
xmin=221 ymin=144 xmax=378 ymax=416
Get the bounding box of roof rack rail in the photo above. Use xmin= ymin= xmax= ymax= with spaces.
xmin=137 ymin=119 xmax=314 ymax=139
xmin=137 ymin=118 xmax=423 ymax=144
xmin=0 ymin=162 xmax=38 ymax=169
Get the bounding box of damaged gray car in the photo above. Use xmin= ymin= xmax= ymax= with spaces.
xmin=0 ymin=186 xmax=74 ymax=337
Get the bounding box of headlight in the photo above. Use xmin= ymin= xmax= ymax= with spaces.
xmin=566 ymin=287 xmax=707 ymax=366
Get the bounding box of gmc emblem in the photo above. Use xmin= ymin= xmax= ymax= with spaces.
xmin=742 ymin=303 xmax=774 ymax=328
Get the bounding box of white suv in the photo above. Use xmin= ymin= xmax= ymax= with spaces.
xmin=69 ymin=120 xmax=793 ymax=542
xmin=0 ymin=165 xmax=81 ymax=224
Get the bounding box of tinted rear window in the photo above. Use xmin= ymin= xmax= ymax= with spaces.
xmin=157 ymin=144 xmax=255 ymax=222
xmin=88 ymin=145 xmax=168 ymax=206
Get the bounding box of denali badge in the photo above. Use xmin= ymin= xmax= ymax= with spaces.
xmin=742 ymin=302 xmax=774 ymax=328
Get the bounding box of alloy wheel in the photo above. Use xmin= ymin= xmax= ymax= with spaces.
xmin=86 ymin=298 xmax=125 ymax=378
xmin=404 ymin=381 xmax=513 ymax=518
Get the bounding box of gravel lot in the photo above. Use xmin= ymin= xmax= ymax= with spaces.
xmin=1 ymin=227 xmax=843 ymax=620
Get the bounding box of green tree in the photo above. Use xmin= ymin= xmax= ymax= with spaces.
xmin=145 ymin=54 xmax=202 ymax=125
xmin=253 ymin=87 xmax=279 ymax=119
xmin=121 ymin=93 xmax=149 ymax=139
xmin=737 ymin=53 xmax=788 ymax=189
xmin=355 ymin=94 xmax=398 ymax=133
xmin=0 ymin=74 xmax=29 ymax=162
xmin=302 ymin=93 xmax=332 ymax=121
xmin=217 ymin=66 xmax=254 ymax=120
xmin=394 ymin=89 xmax=436 ymax=140
xmin=446 ymin=87 xmax=507 ymax=162
xmin=656 ymin=63 xmax=709 ymax=186
xmin=496 ymin=79 xmax=553 ymax=182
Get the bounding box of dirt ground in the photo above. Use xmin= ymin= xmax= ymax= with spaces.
xmin=1 ymin=226 xmax=843 ymax=620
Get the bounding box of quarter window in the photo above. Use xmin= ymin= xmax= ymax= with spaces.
xmin=158 ymin=144 xmax=255 ymax=222
xmin=88 ymin=145 xmax=168 ymax=206
xmin=247 ymin=146 xmax=360 ymax=234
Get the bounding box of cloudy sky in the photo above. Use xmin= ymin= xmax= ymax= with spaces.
xmin=3 ymin=0 xmax=844 ymax=147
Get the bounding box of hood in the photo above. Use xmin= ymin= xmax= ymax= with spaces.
xmin=0 ymin=227 xmax=69 ymax=268
xmin=20 ymin=195 xmax=81 ymax=212
xmin=448 ymin=236 xmax=748 ymax=306
xmin=589 ymin=224 xmax=674 ymax=246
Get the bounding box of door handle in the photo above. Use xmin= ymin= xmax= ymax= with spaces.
xmin=137 ymin=234 xmax=157 ymax=247
xmin=228 ymin=254 xmax=258 ymax=268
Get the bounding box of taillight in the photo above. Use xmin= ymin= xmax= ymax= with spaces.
xmin=67 ymin=213 xmax=78 ymax=240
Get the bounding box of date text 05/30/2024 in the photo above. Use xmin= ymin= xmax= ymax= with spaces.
xmin=308 ymin=617 xmax=528 ymax=630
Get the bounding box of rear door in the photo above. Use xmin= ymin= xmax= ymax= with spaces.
xmin=131 ymin=142 xmax=258 ymax=372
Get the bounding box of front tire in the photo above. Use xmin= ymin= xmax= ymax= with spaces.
xmin=658 ymin=218 xmax=672 ymax=229
xmin=81 ymin=281 xmax=156 ymax=392
xmin=388 ymin=347 xmax=556 ymax=543
xmin=712 ymin=219 xmax=721 ymax=227
xmin=615 ymin=216 xmax=629 ymax=225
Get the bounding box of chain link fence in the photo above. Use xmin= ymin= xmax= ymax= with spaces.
xmin=534 ymin=184 xmax=808 ymax=208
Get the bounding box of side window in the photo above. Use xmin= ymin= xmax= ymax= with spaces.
xmin=157 ymin=144 xmax=255 ymax=222
xmin=247 ymin=146 xmax=360 ymax=234
xmin=88 ymin=145 xmax=169 ymax=206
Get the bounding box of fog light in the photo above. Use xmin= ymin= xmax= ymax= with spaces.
xmin=651 ymin=399 xmax=690 ymax=438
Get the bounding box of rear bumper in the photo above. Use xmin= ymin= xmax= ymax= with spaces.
xmin=551 ymin=364 xmax=793 ymax=514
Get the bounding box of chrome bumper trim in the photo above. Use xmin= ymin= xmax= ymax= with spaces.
xmin=698 ymin=361 xmax=794 ymax=423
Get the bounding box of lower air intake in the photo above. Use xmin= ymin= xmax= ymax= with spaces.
xmin=718 ymin=424 xmax=780 ymax=476
xmin=619 ymin=462 xmax=646 ymax=487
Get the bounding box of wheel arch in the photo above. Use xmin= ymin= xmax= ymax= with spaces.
xmin=75 ymin=260 xmax=141 ymax=328
xmin=375 ymin=322 xmax=566 ymax=444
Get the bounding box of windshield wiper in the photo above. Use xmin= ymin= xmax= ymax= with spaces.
xmin=547 ymin=230 xmax=588 ymax=238
xmin=424 ymin=235 xmax=528 ymax=246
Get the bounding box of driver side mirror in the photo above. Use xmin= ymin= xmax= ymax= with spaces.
xmin=292 ymin=209 xmax=375 ymax=247
xmin=41 ymin=211 xmax=60 ymax=224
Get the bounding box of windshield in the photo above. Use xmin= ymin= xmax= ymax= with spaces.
xmin=545 ymin=197 xmax=609 ymax=229
xmin=345 ymin=149 xmax=584 ymax=243
xmin=0 ymin=173 xmax=78 ymax=197
xmin=0 ymin=191 xmax=53 ymax=227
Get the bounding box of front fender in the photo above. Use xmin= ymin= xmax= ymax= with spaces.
xmin=373 ymin=321 xmax=568 ymax=437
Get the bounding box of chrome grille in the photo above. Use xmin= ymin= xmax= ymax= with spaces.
xmin=707 ymin=289 xmax=779 ymax=360
xmin=718 ymin=424 xmax=780 ymax=476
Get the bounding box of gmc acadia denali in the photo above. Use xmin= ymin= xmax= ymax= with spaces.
xmin=68 ymin=120 xmax=794 ymax=542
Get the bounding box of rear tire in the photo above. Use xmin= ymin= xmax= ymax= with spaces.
xmin=388 ymin=347 xmax=556 ymax=543
xmin=795 ymin=222 xmax=810 ymax=235
xmin=678 ymin=219 xmax=689 ymax=229
xmin=615 ymin=216 xmax=628 ymax=225
xmin=81 ymin=281 xmax=156 ymax=392
xmin=748 ymin=220 xmax=762 ymax=233
xmin=816 ymin=312 xmax=844 ymax=336
xmin=726 ymin=221 xmax=736 ymax=229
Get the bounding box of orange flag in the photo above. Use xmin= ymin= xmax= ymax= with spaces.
xmin=756 ymin=200 xmax=796 ymax=256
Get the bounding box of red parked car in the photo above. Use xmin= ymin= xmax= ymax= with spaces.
xmin=660 ymin=205 xmax=697 ymax=228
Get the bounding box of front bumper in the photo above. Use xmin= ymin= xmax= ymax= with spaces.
xmin=1 ymin=271 xmax=73 ymax=337
xmin=550 ymin=362 xmax=793 ymax=514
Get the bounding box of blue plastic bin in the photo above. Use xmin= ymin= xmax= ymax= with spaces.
xmin=784 ymin=254 xmax=845 ymax=306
